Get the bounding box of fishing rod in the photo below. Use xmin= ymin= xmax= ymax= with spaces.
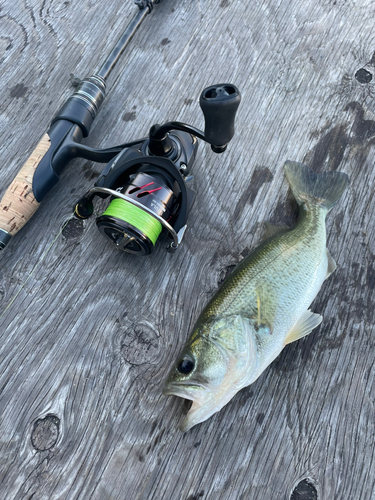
xmin=0 ymin=0 xmax=241 ymax=256
xmin=0 ymin=0 xmax=162 ymax=251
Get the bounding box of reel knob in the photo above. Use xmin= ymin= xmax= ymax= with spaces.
xmin=199 ymin=84 xmax=241 ymax=152
xmin=74 ymin=196 xmax=94 ymax=219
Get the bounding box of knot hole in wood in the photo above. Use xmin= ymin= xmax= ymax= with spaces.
xmin=291 ymin=479 xmax=318 ymax=500
xmin=117 ymin=320 xmax=161 ymax=367
xmin=31 ymin=414 xmax=60 ymax=451
xmin=62 ymin=218 xmax=84 ymax=241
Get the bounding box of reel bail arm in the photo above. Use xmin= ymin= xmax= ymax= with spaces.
xmin=83 ymin=186 xmax=186 ymax=251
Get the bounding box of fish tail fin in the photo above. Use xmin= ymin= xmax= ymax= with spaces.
xmin=284 ymin=161 xmax=349 ymax=212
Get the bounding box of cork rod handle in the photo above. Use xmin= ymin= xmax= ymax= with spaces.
xmin=0 ymin=134 xmax=51 ymax=237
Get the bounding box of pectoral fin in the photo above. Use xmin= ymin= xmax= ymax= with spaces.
xmin=326 ymin=248 xmax=337 ymax=278
xmin=254 ymin=285 xmax=275 ymax=333
xmin=284 ymin=310 xmax=322 ymax=345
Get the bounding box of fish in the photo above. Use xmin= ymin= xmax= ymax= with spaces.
xmin=162 ymin=161 xmax=349 ymax=432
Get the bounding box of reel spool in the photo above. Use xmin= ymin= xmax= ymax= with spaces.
xmin=96 ymin=172 xmax=179 ymax=255
xmin=73 ymin=83 xmax=241 ymax=256
xmin=98 ymin=199 xmax=162 ymax=254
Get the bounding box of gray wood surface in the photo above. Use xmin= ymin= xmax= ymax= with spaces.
xmin=0 ymin=0 xmax=374 ymax=499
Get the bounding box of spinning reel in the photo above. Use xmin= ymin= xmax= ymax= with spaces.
xmin=73 ymin=84 xmax=241 ymax=255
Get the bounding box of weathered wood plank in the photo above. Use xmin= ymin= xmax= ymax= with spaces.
xmin=1 ymin=0 xmax=375 ymax=499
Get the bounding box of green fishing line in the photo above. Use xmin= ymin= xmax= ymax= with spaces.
xmin=102 ymin=198 xmax=162 ymax=245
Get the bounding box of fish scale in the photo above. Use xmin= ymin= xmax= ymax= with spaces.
xmin=203 ymin=204 xmax=326 ymax=328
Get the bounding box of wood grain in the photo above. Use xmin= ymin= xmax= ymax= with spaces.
xmin=0 ymin=134 xmax=50 ymax=235
xmin=0 ymin=0 xmax=375 ymax=499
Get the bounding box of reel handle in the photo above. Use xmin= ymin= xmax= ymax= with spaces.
xmin=199 ymin=84 xmax=241 ymax=152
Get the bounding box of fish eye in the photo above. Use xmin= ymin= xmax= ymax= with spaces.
xmin=177 ymin=355 xmax=195 ymax=374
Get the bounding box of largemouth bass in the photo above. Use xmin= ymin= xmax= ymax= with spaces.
xmin=163 ymin=161 xmax=349 ymax=432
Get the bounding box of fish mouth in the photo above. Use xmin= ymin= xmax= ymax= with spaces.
xmin=162 ymin=381 xmax=216 ymax=432
xmin=163 ymin=379 xmax=243 ymax=432
xmin=162 ymin=381 xmax=205 ymax=401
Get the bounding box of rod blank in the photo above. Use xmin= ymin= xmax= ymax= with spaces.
xmin=97 ymin=0 xmax=161 ymax=81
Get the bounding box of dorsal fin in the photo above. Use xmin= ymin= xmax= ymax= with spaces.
xmin=262 ymin=222 xmax=290 ymax=240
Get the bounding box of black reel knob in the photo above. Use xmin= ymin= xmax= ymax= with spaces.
xmin=199 ymin=84 xmax=241 ymax=152
xmin=74 ymin=196 xmax=94 ymax=219
xmin=96 ymin=172 xmax=180 ymax=255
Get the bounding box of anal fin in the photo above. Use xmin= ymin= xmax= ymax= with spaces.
xmin=326 ymin=248 xmax=337 ymax=278
xmin=284 ymin=310 xmax=322 ymax=345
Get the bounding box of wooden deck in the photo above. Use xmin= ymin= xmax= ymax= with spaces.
xmin=1 ymin=0 xmax=374 ymax=498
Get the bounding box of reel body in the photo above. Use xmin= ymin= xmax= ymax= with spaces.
xmin=73 ymin=84 xmax=241 ymax=255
